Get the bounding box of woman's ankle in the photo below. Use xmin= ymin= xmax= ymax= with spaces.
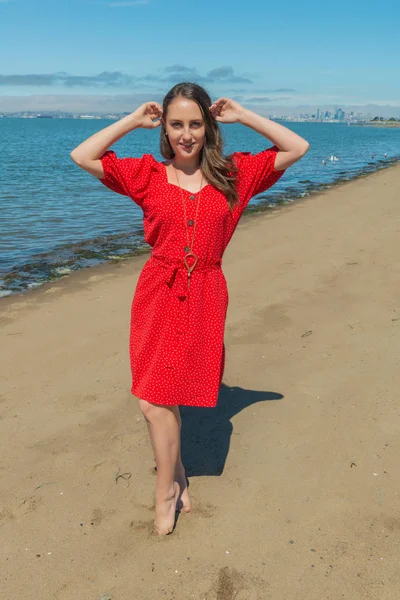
xmin=175 ymin=460 xmax=185 ymax=475
xmin=156 ymin=483 xmax=177 ymax=501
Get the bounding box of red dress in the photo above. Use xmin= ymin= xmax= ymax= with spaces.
xmin=100 ymin=145 xmax=285 ymax=407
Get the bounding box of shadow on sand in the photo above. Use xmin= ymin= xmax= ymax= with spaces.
xmin=180 ymin=383 xmax=283 ymax=477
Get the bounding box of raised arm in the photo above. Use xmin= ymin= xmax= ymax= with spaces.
xmin=237 ymin=109 xmax=310 ymax=171
xmin=209 ymin=98 xmax=310 ymax=171
xmin=70 ymin=102 xmax=163 ymax=178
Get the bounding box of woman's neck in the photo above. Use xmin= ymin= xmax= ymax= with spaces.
xmin=171 ymin=156 xmax=201 ymax=175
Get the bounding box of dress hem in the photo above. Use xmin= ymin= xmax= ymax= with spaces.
xmin=130 ymin=386 xmax=219 ymax=408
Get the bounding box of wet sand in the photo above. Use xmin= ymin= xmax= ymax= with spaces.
xmin=1 ymin=163 xmax=400 ymax=599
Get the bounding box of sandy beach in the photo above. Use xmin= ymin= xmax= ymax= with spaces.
xmin=1 ymin=164 xmax=400 ymax=600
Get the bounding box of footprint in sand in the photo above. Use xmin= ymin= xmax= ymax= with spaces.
xmin=205 ymin=566 xmax=265 ymax=600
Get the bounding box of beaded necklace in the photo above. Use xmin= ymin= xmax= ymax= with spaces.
xmin=172 ymin=162 xmax=204 ymax=293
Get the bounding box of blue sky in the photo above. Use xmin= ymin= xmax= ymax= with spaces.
xmin=0 ymin=0 xmax=399 ymax=113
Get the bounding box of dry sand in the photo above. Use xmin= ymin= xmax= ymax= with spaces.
xmin=1 ymin=164 xmax=400 ymax=600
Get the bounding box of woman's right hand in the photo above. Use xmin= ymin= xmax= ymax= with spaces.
xmin=70 ymin=101 xmax=164 ymax=180
xmin=131 ymin=102 xmax=163 ymax=129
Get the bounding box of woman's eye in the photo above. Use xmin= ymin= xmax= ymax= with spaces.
xmin=171 ymin=123 xmax=201 ymax=127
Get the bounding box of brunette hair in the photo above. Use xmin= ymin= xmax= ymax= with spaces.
xmin=160 ymin=82 xmax=239 ymax=211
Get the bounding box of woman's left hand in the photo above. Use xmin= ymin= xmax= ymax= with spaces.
xmin=209 ymin=98 xmax=246 ymax=123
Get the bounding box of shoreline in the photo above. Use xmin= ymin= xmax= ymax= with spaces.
xmin=1 ymin=160 xmax=400 ymax=598
xmin=361 ymin=121 xmax=400 ymax=127
xmin=2 ymin=156 xmax=399 ymax=300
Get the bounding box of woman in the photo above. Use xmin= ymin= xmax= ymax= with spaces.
xmin=70 ymin=82 xmax=309 ymax=535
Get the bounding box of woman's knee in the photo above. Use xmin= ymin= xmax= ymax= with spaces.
xmin=138 ymin=398 xmax=156 ymax=420
xmin=138 ymin=398 xmax=173 ymax=421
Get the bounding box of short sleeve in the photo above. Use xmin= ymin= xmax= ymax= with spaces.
xmin=232 ymin=145 xmax=286 ymax=211
xmin=99 ymin=150 xmax=155 ymax=207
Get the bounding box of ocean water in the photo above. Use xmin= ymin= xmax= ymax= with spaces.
xmin=0 ymin=118 xmax=399 ymax=297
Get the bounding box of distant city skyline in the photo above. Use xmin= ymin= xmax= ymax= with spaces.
xmin=0 ymin=0 xmax=399 ymax=115
xmin=1 ymin=96 xmax=399 ymax=119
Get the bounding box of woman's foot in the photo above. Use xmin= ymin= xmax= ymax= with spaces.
xmin=175 ymin=464 xmax=191 ymax=513
xmin=154 ymin=482 xmax=180 ymax=535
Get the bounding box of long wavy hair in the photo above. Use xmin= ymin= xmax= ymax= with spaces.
xmin=160 ymin=82 xmax=239 ymax=211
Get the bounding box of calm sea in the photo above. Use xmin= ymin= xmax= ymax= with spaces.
xmin=0 ymin=118 xmax=399 ymax=297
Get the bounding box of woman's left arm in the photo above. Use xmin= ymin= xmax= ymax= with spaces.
xmin=237 ymin=108 xmax=310 ymax=170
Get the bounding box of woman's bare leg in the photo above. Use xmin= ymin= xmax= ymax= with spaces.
xmin=138 ymin=399 xmax=181 ymax=535
xmin=170 ymin=406 xmax=191 ymax=513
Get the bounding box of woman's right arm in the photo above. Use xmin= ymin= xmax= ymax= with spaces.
xmin=70 ymin=102 xmax=163 ymax=179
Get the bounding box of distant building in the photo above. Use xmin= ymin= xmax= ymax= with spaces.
xmin=334 ymin=108 xmax=345 ymax=120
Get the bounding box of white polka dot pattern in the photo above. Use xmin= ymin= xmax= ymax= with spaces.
xmin=99 ymin=146 xmax=285 ymax=407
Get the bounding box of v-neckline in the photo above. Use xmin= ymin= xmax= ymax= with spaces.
xmin=161 ymin=162 xmax=212 ymax=194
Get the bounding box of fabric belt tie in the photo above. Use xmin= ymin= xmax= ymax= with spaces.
xmin=150 ymin=253 xmax=222 ymax=296
xmin=150 ymin=253 xmax=222 ymax=333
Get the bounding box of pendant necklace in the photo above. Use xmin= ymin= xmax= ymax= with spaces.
xmin=172 ymin=161 xmax=204 ymax=295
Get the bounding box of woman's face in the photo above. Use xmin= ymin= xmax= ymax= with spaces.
xmin=163 ymin=97 xmax=206 ymax=160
